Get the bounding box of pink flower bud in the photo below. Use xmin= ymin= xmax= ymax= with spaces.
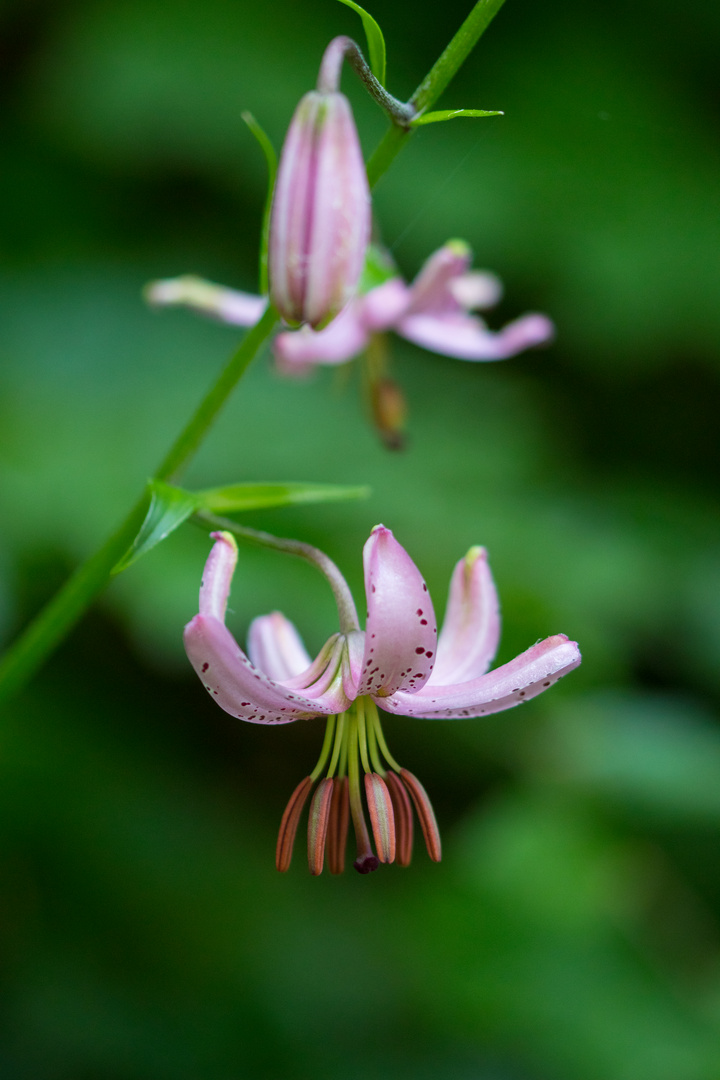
xmin=269 ymin=89 xmax=370 ymax=329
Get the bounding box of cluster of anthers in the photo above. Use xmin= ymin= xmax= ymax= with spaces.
xmin=277 ymin=698 xmax=440 ymax=875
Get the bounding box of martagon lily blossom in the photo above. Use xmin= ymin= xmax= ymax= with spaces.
xmin=146 ymin=240 xmax=554 ymax=372
xmin=184 ymin=526 xmax=581 ymax=875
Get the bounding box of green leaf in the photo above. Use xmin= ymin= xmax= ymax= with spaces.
xmin=359 ymin=243 xmax=398 ymax=293
xmin=335 ymin=0 xmax=386 ymax=86
xmin=196 ymin=481 xmax=371 ymax=513
xmin=113 ymin=481 xmax=201 ymax=573
xmin=113 ymin=480 xmax=370 ymax=573
xmin=410 ymin=108 xmax=503 ymax=126
xmin=241 ymin=111 xmax=277 ymax=295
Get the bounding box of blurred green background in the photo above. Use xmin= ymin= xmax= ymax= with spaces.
xmin=2 ymin=0 xmax=720 ymax=1077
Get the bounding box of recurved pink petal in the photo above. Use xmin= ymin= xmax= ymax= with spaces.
xmin=247 ymin=612 xmax=313 ymax=681
xmin=358 ymin=526 xmax=437 ymax=698
xmin=379 ymin=634 xmax=581 ymax=719
xmin=184 ymin=614 xmax=352 ymax=724
xmin=448 ymin=271 xmax=502 ymax=311
xmin=429 ymin=547 xmax=500 ymax=686
xmin=273 ymin=302 xmax=369 ymax=371
xmin=199 ymin=532 xmax=238 ymax=620
xmin=397 ymin=310 xmax=554 ymax=361
xmin=405 ymin=241 xmax=472 ymax=316
xmin=145 ymin=276 xmax=267 ymax=326
xmin=360 ymin=278 xmax=411 ymax=330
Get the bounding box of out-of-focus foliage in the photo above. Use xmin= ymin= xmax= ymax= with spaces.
xmin=1 ymin=0 xmax=719 ymax=1077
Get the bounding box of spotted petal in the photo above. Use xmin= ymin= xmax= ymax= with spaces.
xmin=184 ymin=615 xmax=352 ymax=723
xmin=358 ymin=526 xmax=438 ymax=698
xmin=185 ymin=532 xmax=353 ymax=723
xmin=429 ymin=547 xmax=500 ymax=686
xmin=379 ymin=634 xmax=581 ymax=719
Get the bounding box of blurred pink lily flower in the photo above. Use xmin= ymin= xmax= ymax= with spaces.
xmin=184 ymin=527 xmax=580 ymax=875
xmin=146 ymin=240 xmax=554 ymax=372
xmin=274 ymin=239 xmax=554 ymax=372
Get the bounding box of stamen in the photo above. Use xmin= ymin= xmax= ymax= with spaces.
xmin=365 ymin=773 xmax=396 ymax=863
xmin=366 ymin=700 xmax=402 ymax=773
xmin=307 ymin=777 xmax=334 ymax=875
xmin=326 ymin=776 xmax=350 ymax=874
xmin=338 ymin=723 xmax=349 ymax=779
xmin=326 ymin=710 xmax=346 ymax=778
xmin=365 ymin=702 xmax=386 ymax=775
xmin=400 ymin=769 xmax=442 ymax=862
xmin=385 ymin=770 xmax=414 ymax=867
xmin=356 ymin=697 xmax=372 ymax=774
xmin=276 ymin=776 xmax=314 ymax=872
xmin=310 ymin=715 xmax=336 ymax=781
xmin=347 ymin=709 xmax=379 ymax=874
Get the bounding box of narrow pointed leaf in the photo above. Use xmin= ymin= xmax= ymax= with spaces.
xmin=410 ymin=108 xmax=503 ymax=126
xmin=242 ymin=111 xmax=277 ymax=295
xmin=113 ymin=480 xmax=201 ymax=573
xmin=336 ymin=0 xmax=386 ymax=86
xmin=115 ymin=480 xmax=369 ymax=574
xmin=196 ymin=481 xmax=370 ymax=513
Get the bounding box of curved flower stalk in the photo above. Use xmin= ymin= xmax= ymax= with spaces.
xmin=184 ymin=527 xmax=581 ymax=874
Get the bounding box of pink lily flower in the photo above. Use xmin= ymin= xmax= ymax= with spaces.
xmin=145 ymin=240 xmax=553 ymax=373
xmin=184 ymin=527 xmax=580 ymax=875
xmin=273 ymin=239 xmax=554 ymax=372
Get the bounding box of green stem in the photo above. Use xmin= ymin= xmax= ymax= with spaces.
xmin=155 ymin=303 xmax=278 ymax=482
xmin=0 ymin=306 xmax=279 ymax=706
xmin=366 ymin=0 xmax=507 ymax=188
xmin=0 ymin=498 xmax=148 ymax=706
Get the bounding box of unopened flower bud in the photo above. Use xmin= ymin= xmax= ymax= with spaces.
xmin=269 ymin=66 xmax=370 ymax=328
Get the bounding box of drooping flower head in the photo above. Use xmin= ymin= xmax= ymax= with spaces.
xmin=268 ymin=37 xmax=371 ymax=328
xmin=184 ymin=527 xmax=581 ymax=874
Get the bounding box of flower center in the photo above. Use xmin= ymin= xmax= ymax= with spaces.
xmin=276 ymin=696 xmax=441 ymax=875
